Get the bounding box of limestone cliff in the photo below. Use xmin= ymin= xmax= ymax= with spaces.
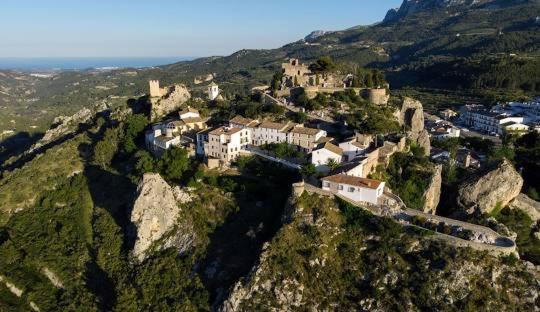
xmin=395 ymin=97 xmax=430 ymax=155
xmin=423 ymin=164 xmax=442 ymax=214
xmin=150 ymin=84 xmax=191 ymax=121
xmin=509 ymin=193 xmax=540 ymax=221
xmin=457 ymin=159 xmax=523 ymax=214
xmin=131 ymin=173 xmax=194 ymax=262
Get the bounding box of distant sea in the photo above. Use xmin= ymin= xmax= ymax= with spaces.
xmin=0 ymin=57 xmax=195 ymax=72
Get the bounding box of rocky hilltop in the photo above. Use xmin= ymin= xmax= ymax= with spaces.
xmin=395 ymin=97 xmax=431 ymax=155
xmin=150 ymin=84 xmax=191 ymax=121
xmin=457 ymin=159 xmax=523 ymax=214
xmin=384 ymin=0 xmax=524 ymax=22
xmin=131 ymin=173 xmax=194 ymax=262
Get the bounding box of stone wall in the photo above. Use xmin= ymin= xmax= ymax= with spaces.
xmin=150 ymin=84 xmax=191 ymax=121
xmin=368 ymin=88 xmax=389 ymax=105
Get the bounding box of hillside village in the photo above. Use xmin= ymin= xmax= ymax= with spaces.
xmin=142 ymin=57 xmax=540 ymax=255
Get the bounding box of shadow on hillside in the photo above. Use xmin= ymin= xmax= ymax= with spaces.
xmin=82 ymin=164 xmax=138 ymax=250
xmin=0 ymin=110 xmax=114 ymax=173
xmin=127 ymin=96 xmax=151 ymax=117
xmin=0 ymin=131 xmax=43 ymax=169
xmin=198 ymin=173 xmax=297 ymax=308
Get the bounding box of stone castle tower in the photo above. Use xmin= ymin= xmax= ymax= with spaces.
xmin=149 ymin=80 xmax=163 ymax=98
xmin=208 ymin=82 xmax=219 ymax=101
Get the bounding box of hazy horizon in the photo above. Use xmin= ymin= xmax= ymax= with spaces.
xmin=1 ymin=0 xmax=402 ymax=58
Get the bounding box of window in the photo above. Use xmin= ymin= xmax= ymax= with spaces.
xmin=323 ymin=182 xmax=330 ymax=188
xmin=348 ymin=187 xmax=355 ymax=193
xmin=338 ymin=185 xmax=343 ymax=191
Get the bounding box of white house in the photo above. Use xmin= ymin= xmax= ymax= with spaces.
xmin=204 ymin=126 xmax=252 ymax=163
xmin=329 ymin=157 xmax=368 ymax=178
xmin=312 ymin=142 xmax=343 ymax=172
xmin=462 ymin=108 xmax=525 ymax=135
xmin=429 ymin=124 xmax=461 ymax=140
xmin=179 ymin=106 xmax=200 ymax=120
xmin=145 ymin=123 xmax=182 ymax=152
xmin=208 ymin=82 xmax=220 ymax=101
xmin=339 ymin=134 xmax=372 ymax=161
xmin=321 ymin=174 xmax=385 ymax=205
xmin=253 ymin=121 xmax=294 ymax=146
xmin=287 ymin=127 xmax=327 ymax=153
xmin=502 ymin=122 xmax=530 ymax=134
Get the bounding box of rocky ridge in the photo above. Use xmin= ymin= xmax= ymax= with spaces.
xmin=130 ymin=173 xmax=194 ymax=262
xmin=384 ymin=0 xmax=507 ymax=23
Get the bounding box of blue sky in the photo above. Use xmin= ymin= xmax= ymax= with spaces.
xmin=0 ymin=0 xmax=402 ymax=58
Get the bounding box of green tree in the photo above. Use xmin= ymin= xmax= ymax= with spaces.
xmin=326 ymin=158 xmax=340 ymax=171
xmin=134 ymin=150 xmax=156 ymax=175
xmin=123 ymin=114 xmax=149 ymax=154
xmin=158 ymin=147 xmax=190 ymax=182
xmin=93 ymin=127 xmax=121 ymax=168
xmin=300 ymin=164 xmax=317 ymax=178
xmin=309 ymin=56 xmax=336 ymax=74
xmin=271 ymin=72 xmax=284 ymax=91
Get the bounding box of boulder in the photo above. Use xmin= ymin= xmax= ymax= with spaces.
xmin=395 ymin=97 xmax=430 ymax=155
xmin=457 ymin=159 xmax=523 ymax=214
xmin=423 ymin=164 xmax=442 ymax=214
xmin=150 ymin=84 xmax=191 ymax=121
xmin=131 ymin=173 xmax=194 ymax=262
xmin=396 ymin=97 xmax=425 ymax=133
xmin=509 ymin=193 xmax=540 ymax=222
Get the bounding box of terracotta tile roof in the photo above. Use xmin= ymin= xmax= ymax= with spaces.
xmin=209 ymin=126 xmax=242 ymax=136
xmin=322 ymin=174 xmax=382 ymax=190
xmin=322 ymin=142 xmax=343 ymax=156
xmin=230 ymin=115 xmax=258 ymax=127
xmin=290 ymin=126 xmax=322 ymax=136
xmin=315 ymin=136 xmax=333 ymax=144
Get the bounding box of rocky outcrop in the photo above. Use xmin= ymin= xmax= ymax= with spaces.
xmin=395 ymin=97 xmax=430 ymax=155
xmin=221 ymin=243 xmax=306 ymax=312
xmin=423 ymin=164 xmax=442 ymax=214
xmin=150 ymin=84 xmax=191 ymax=121
xmin=457 ymin=159 xmax=523 ymax=214
xmin=131 ymin=173 xmax=194 ymax=262
xmin=384 ymin=0 xmax=501 ymax=23
xmin=509 ymin=193 xmax=540 ymax=222
xmin=41 ymin=267 xmax=64 ymax=289
xmin=305 ymin=30 xmax=329 ymax=41
xmin=0 ymin=275 xmax=23 ymax=297
xmin=28 ymin=102 xmax=108 ymax=153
